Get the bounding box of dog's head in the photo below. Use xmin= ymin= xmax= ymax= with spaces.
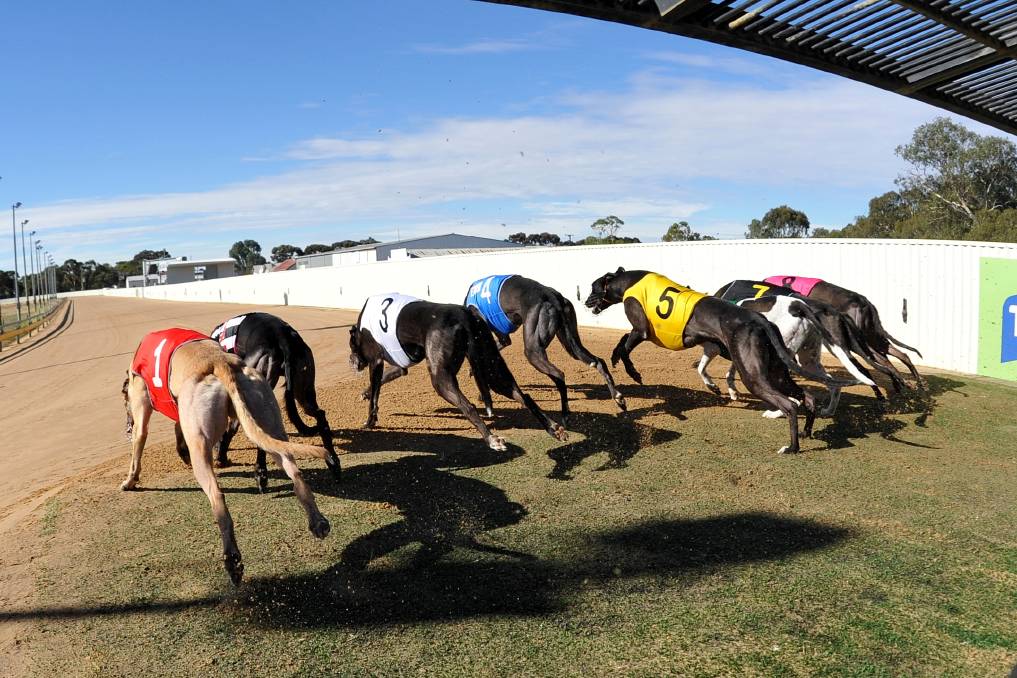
xmin=585 ymin=267 xmax=627 ymax=315
xmin=348 ymin=326 xmax=367 ymax=371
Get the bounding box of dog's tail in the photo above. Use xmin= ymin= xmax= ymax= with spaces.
xmin=463 ymin=306 xmax=521 ymax=399
xmin=281 ymin=335 xmax=318 ymax=436
xmin=555 ymin=298 xmax=595 ymax=362
xmin=213 ymin=359 xmax=329 ymax=460
xmin=755 ymin=313 xmax=859 ymax=387
xmin=789 ymin=301 xmax=876 ymax=387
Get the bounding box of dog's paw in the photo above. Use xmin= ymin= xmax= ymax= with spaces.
xmin=359 ymin=389 xmax=370 ymax=401
xmin=705 ymin=382 xmax=721 ymax=395
xmin=362 ymin=416 xmax=377 ymax=429
xmin=727 ymin=388 xmax=739 ymax=401
xmin=309 ymin=515 xmax=331 ymax=539
xmin=120 ymin=479 xmax=137 ymax=491
xmin=762 ymin=410 xmax=784 ymax=419
xmin=614 ymin=394 xmax=627 ymax=412
xmin=214 ymin=458 xmax=233 ymax=469
xmin=777 ymin=445 xmax=790 ymax=455
xmin=487 ymin=435 xmax=508 ymax=452
xmin=223 ymin=552 xmax=244 ymax=587
xmin=551 ymin=424 xmax=568 ymax=442
xmin=484 ymin=407 xmax=494 ymax=419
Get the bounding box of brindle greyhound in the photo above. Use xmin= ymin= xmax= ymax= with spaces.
xmin=471 ymin=275 xmax=626 ymax=422
xmin=772 ymin=276 xmax=923 ymax=390
xmin=349 ymin=300 xmax=568 ymax=451
xmin=122 ymin=339 xmax=330 ymax=585
xmin=208 ymin=312 xmax=340 ymax=491
xmin=586 ymin=268 xmax=858 ymax=454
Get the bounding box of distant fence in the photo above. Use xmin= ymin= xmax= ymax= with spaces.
xmin=0 ymin=299 xmax=66 ymax=350
xmin=67 ymin=239 xmax=1017 ymax=378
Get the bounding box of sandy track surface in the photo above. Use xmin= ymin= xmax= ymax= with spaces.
xmin=0 ymin=296 xmax=359 ymax=536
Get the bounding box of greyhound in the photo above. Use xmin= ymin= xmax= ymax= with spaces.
xmin=209 ymin=312 xmax=340 ymax=490
xmin=461 ymin=274 xmax=625 ymax=422
xmin=122 ymin=328 xmax=331 ymax=585
xmin=585 ymin=268 xmax=858 ymax=454
xmin=348 ymin=294 xmax=568 ymax=451
xmin=766 ymin=276 xmax=922 ymax=390
xmin=707 ymin=280 xmax=898 ymax=415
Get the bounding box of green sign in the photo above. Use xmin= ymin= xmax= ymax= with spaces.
xmin=978 ymin=257 xmax=1017 ymax=380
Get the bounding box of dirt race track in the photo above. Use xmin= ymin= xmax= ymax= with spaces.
xmin=0 ymin=297 xmax=361 ymax=537
xmin=2 ymin=295 xmax=1016 ymax=676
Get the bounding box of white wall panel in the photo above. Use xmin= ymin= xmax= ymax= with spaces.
xmin=71 ymin=239 xmax=1017 ymax=375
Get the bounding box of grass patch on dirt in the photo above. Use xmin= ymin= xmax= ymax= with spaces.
xmin=8 ymin=348 xmax=1017 ymax=676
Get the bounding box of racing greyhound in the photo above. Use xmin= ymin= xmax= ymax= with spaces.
xmin=122 ymin=329 xmax=331 ymax=586
xmin=464 ymin=275 xmax=625 ymax=423
xmin=586 ymin=268 xmax=858 ymax=454
xmin=766 ymin=276 xmax=923 ymax=389
xmin=707 ymin=280 xmax=901 ymax=414
xmin=349 ymin=294 xmax=568 ymax=451
xmin=209 ymin=312 xmax=340 ymax=490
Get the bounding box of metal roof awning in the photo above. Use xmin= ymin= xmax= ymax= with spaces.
xmin=479 ymin=0 xmax=1017 ymax=136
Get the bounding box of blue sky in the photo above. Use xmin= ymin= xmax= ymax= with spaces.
xmin=0 ymin=0 xmax=1008 ymax=265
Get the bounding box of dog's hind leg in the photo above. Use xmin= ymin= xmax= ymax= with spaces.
xmin=178 ymin=377 xmax=244 ymax=585
xmin=796 ymin=337 xmax=841 ymax=417
xmin=696 ymin=343 xmax=722 ymax=395
xmin=732 ymin=343 xmax=802 ymax=454
xmin=261 ymin=447 xmax=330 ymax=539
xmin=120 ymin=376 xmax=153 ymax=491
xmin=523 ymin=305 xmax=570 ymax=424
xmin=215 ymin=418 xmax=240 ymax=467
xmin=725 ymin=364 xmax=739 ymax=402
xmin=470 ymin=360 xmax=495 ymax=418
xmin=174 ymin=422 xmax=191 ymax=467
xmin=290 ymin=366 xmax=341 ymax=481
xmin=556 ymin=299 xmax=626 ymax=411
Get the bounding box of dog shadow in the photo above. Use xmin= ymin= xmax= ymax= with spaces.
xmin=302 ymin=446 xmax=529 ymax=571
xmin=232 ymin=512 xmax=853 ymax=629
xmin=0 ymin=513 xmax=853 ymax=630
xmin=544 ymin=408 xmax=681 ymax=480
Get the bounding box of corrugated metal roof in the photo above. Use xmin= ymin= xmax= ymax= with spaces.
xmin=480 ymin=0 xmax=1017 ymax=136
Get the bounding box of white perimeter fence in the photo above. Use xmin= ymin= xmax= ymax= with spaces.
xmin=67 ymin=239 xmax=1017 ymax=377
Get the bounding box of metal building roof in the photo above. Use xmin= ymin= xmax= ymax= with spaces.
xmin=480 ymin=0 xmax=1017 ymax=136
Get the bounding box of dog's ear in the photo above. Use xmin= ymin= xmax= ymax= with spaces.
xmin=615 ymin=266 xmax=626 ymax=274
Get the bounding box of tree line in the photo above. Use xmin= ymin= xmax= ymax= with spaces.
xmin=505 ymin=214 xmax=715 ymax=247
xmin=741 ymin=118 xmax=1017 ymax=242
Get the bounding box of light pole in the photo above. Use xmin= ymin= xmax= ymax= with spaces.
xmin=10 ymin=202 xmax=22 ymax=322
xmin=20 ymin=220 xmax=32 ymax=316
xmin=28 ymin=229 xmax=37 ymax=314
xmin=48 ymin=253 xmax=55 ymax=300
xmin=34 ymin=241 xmax=42 ymax=310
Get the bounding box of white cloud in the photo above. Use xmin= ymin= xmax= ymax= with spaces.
xmin=412 ymin=38 xmax=541 ymax=55
xmin=14 ymin=70 xmax=970 ymax=261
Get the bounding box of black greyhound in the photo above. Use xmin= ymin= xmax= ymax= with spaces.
xmin=769 ymin=276 xmax=923 ymax=390
xmin=208 ymin=312 xmax=341 ymax=490
xmin=349 ymin=297 xmax=568 ymax=451
xmin=586 ymin=268 xmax=858 ymax=454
